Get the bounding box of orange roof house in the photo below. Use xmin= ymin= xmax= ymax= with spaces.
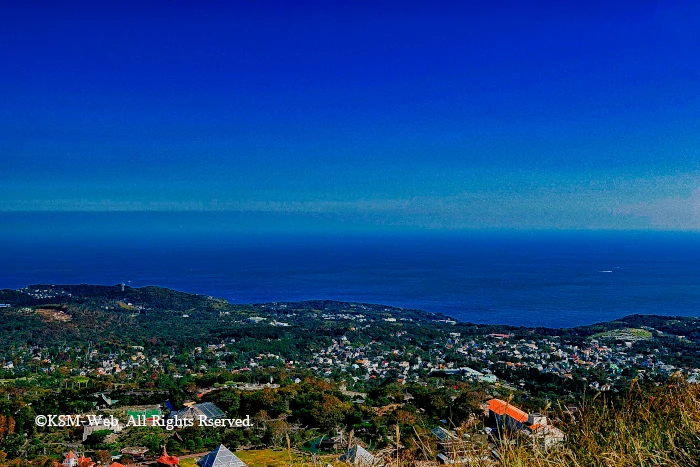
xmin=486 ymin=399 xmax=565 ymax=449
xmin=77 ymin=455 xmax=95 ymax=467
xmin=487 ymin=399 xmax=529 ymax=424
xmin=157 ymin=446 xmax=179 ymax=467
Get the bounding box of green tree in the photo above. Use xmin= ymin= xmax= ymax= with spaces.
xmin=310 ymin=394 xmax=349 ymax=432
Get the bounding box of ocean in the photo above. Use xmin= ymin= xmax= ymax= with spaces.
xmin=1 ymin=227 xmax=698 ymax=328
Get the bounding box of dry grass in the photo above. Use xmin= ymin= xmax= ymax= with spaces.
xmin=35 ymin=308 xmax=71 ymax=321
xmin=236 ymin=449 xmax=302 ymax=467
xmin=496 ymin=378 xmax=700 ymax=467
xmin=166 ymin=381 xmax=700 ymax=467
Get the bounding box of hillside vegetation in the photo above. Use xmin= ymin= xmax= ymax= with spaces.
xmin=493 ymin=378 xmax=700 ymax=467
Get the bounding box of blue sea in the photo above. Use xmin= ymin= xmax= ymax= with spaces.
xmin=1 ymin=222 xmax=698 ymax=328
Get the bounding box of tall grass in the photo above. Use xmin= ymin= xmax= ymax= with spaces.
xmin=496 ymin=378 xmax=700 ymax=467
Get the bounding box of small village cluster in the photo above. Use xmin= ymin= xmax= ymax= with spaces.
xmin=57 ymin=395 xmax=564 ymax=467
xmin=4 ymin=314 xmax=696 ymax=394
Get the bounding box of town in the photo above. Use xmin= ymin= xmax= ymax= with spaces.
xmin=0 ymin=285 xmax=699 ymax=466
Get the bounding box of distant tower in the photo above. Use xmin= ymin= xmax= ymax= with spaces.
xmin=121 ymin=283 xmax=125 ymax=292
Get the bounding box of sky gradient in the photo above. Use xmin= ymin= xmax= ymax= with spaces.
xmin=2 ymin=1 xmax=699 ymax=231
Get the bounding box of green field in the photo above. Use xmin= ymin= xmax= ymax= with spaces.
xmin=126 ymin=408 xmax=161 ymax=418
xmin=179 ymin=449 xmax=339 ymax=467
xmin=0 ymin=377 xmax=35 ymax=385
xmin=179 ymin=458 xmax=198 ymax=467
xmin=591 ymin=327 xmax=652 ymax=340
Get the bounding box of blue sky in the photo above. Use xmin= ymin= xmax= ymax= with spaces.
xmin=2 ymin=1 xmax=699 ymax=231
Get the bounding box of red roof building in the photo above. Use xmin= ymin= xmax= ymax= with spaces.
xmin=77 ymin=455 xmax=95 ymax=467
xmin=486 ymin=398 xmax=566 ymax=449
xmin=489 ymin=333 xmax=512 ymax=339
xmin=157 ymin=447 xmax=179 ymax=467
xmin=487 ymin=398 xmax=529 ymax=424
